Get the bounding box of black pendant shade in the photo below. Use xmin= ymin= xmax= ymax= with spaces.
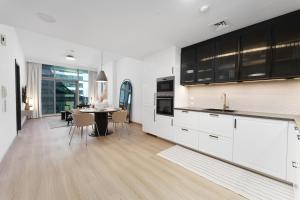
xmin=96 ymin=70 xmax=108 ymax=82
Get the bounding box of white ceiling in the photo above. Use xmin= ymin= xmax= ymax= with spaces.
xmin=1 ymin=0 xmax=300 ymax=60
xmin=16 ymin=28 xmax=120 ymax=70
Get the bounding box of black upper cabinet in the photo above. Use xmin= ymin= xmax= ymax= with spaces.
xmin=271 ymin=11 xmax=300 ymax=78
xmin=181 ymin=46 xmax=196 ymax=84
xmin=180 ymin=10 xmax=300 ymax=85
xmin=196 ymin=40 xmax=215 ymax=83
xmin=215 ymin=33 xmax=239 ymax=82
xmin=239 ymin=23 xmax=272 ymax=80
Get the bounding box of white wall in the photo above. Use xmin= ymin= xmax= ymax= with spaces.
xmin=187 ymin=79 xmax=300 ymax=115
xmin=142 ymin=46 xmax=188 ymax=107
xmin=113 ymin=57 xmax=143 ymax=123
xmin=0 ymin=24 xmax=26 ymax=163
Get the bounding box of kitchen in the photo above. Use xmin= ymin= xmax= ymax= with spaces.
xmin=142 ymin=9 xmax=300 ymax=200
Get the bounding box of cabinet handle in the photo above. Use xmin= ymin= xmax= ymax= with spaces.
xmin=297 ymin=135 xmax=300 ymax=141
xmin=182 ymin=110 xmax=189 ymax=113
xmin=154 ymin=93 xmax=156 ymax=106
xmin=209 ymin=113 xmax=219 ymax=117
xmin=234 ymin=119 xmax=237 ymax=129
xmin=171 ymin=119 xmax=173 ymax=126
xmin=292 ymin=161 xmax=298 ymax=168
xmin=209 ymin=134 xmax=219 ymax=139
xmin=181 ymin=128 xmax=189 ymax=132
xmin=295 ymin=126 xmax=299 ymax=130
xmin=154 ymin=110 xmax=156 ymax=122
xmin=172 ymin=67 xmax=174 ymax=75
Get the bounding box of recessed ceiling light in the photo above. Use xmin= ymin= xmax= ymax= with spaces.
xmin=65 ymin=50 xmax=76 ymax=61
xmin=37 ymin=12 xmax=56 ymax=23
xmin=200 ymin=5 xmax=210 ymax=13
xmin=66 ymin=54 xmax=76 ymax=61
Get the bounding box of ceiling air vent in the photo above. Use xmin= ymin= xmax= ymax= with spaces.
xmin=212 ymin=20 xmax=230 ymax=31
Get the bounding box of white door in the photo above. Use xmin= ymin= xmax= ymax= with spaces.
xmin=142 ymin=106 xmax=156 ymax=135
xmin=155 ymin=115 xmax=175 ymax=142
xmin=233 ymin=117 xmax=288 ymax=180
xmin=142 ymin=80 xmax=156 ymax=135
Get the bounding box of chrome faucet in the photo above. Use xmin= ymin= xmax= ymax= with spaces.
xmin=222 ymin=93 xmax=229 ymax=111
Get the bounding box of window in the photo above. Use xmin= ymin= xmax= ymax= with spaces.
xmin=41 ymin=65 xmax=89 ymax=115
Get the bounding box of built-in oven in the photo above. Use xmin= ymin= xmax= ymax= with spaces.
xmin=157 ymin=76 xmax=174 ymax=93
xmin=156 ymin=95 xmax=174 ymax=116
xmin=156 ymin=76 xmax=175 ymax=116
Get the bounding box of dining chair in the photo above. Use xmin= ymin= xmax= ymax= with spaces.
xmin=111 ymin=110 xmax=128 ymax=138
xmin=68 ymin=108 xmax=81 ymax=136
xmin=69 ymin=113 xmax=99 ymax=146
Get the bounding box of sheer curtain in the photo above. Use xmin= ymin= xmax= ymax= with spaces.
xmin=88 ymin=71 xmax=98 ymax=103
xmin=26 ymin=62 xmax=42 ymax=118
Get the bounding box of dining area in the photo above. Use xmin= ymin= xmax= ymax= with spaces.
xmin=67 ymin=107 xmax=129 ymax=146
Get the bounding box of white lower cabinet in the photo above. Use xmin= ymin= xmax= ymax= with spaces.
xmin=233 ymin=116 xmax=288 ymax=180
xmin=155 ymin=115 xmax=175 ymax=141
xmin=287 ymin=122 xmax=300 ymax=183
xmin=175 ymin=127 xmax=199 ymax=149
xmin=198 ymin=113 xmax=234 ymax=138
xmin=142 ymin=106 xmax=156 ymax=135
xmin=198 ymin=132 xmax=233 ymax=161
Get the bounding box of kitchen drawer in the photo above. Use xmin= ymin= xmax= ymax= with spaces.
xmin=198 ymin=112 xmax=234 ymax=138
xmin=174 ymin=110 xmax=200 ymax=130
xmin=175 ymin=127 xmax=199 ymax=150
xmin=198 ymin=132 xmax=233 ymax=161
xmin=287 ymin=122 xmax=300 ymax=183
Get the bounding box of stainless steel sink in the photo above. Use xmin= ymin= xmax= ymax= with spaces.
xmin=203 ymin=108 xmax=236 ymax=113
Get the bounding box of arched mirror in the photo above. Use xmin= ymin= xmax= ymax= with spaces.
xmin=119 ymin=80 xmax=132 ymax=122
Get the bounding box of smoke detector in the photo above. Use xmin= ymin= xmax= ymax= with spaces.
xmin=212 ymin=19 xmax=230 ymax=31
xmin=37 ymin=12 xmax=56 ymax=23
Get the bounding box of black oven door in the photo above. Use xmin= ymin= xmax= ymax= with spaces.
xmin=156 ymin=97 xmax=174 ymax=116
xmin=157 ymin=80 xmax=174 ymax=92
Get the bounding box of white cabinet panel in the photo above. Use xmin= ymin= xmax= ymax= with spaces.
xmin=174 ymin=110 xmax=200 ymax=130
xmin=142 ymin=106 xmax=156 ymax=135
xmin=233 ymin=117 xmax=288 ymax=180
xmin=287 ymin=122 xmax=300 ymax=183
xmin=198 ymin=113 xmax=234 ymax=138
xmin=198 ymin=132 xmax=233 ymax=161
xmin=156 ymin=115 xmax=175 ymax=142
xmin=175 ymin=127 xmax=199 ymax=149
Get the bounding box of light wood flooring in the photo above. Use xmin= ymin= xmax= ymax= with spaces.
xmin=0 ymin=117 xmax=246 ymax=200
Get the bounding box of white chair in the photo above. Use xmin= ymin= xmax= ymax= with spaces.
xmin=111 ymin=111 xmax=128 ymax=138
xmin=69 ymin=113 xmax=99 ymax=146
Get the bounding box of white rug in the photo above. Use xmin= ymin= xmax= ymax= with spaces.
xmin=158 ymin=145 xmax=294 ymax=200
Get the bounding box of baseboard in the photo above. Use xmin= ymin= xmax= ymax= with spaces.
xmin=130 ymin=121 xmax=142 ymax=126
xmin=21 ymin=116 xmax=26 ymax=128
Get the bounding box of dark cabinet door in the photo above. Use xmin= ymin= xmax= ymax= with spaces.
xmin=271 ymin=10 xmax=300 ymax=78
xmin=196 ymin=40 xmax=215 ymax=83
xmin=181 ymin=46 xmax=197 ymax=85
xmin=215 ymin=34 xmax=239 ymax=82
xmin=239 ymin=23 xmax=271 ymax=80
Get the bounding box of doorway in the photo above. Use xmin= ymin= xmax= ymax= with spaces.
xmin=15 ymin=60 xmax=21 ymax=133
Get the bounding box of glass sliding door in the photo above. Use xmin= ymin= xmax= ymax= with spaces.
xmin=41 ymin=65 xmax=90 ymax=115
xmin=55 ymin=81 xmax=77 ymax=113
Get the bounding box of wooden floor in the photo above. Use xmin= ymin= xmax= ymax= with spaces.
xmin=0 ymin=117 xmax=246 ymax=200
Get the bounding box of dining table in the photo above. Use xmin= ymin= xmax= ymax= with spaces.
xmin=80 ymin=107 xmax=119 ymax=137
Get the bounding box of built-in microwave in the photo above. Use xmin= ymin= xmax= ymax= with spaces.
xmin=157 ymin=76 xmax=174 ymax=93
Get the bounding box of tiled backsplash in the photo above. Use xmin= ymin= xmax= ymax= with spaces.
xmin=187 ymin=79 xmax=300 ymax=115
